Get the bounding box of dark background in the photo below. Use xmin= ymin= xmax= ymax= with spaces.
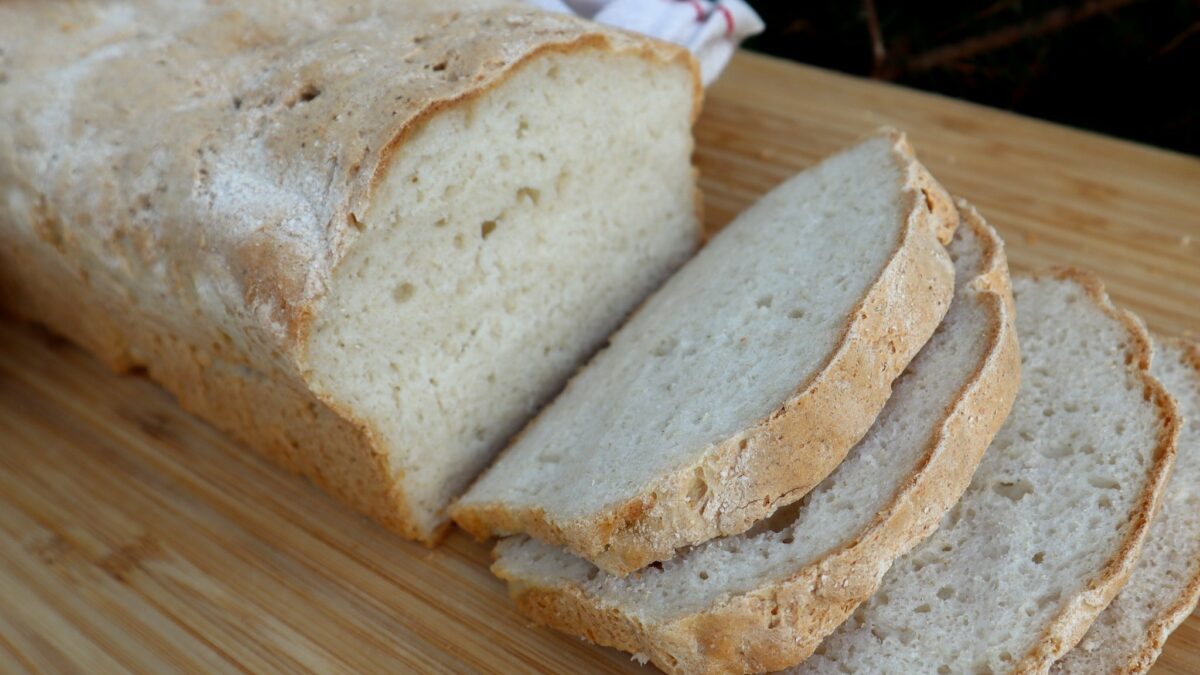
xmin=742 ymin=0 xmax=1199 ymax=155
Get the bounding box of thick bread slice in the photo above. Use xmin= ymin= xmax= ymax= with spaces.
xmin=490 ymin=202 xmax=1019 ymax=674
xmin=454 ymin=131 xmax=959 ymax=575
xmin=798 ymin=270 xmax=1180 ymax=675
xmin=1053 ymin=338 xmax=1200 ymax=675
xmin=0 ymin=1 xmax=702 ymax=542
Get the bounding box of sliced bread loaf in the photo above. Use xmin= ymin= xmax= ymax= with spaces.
xmin=797 ymin=270 xmax=1180 ymax=675
xmin=0 ymin=1 xmax=701 ymax=542
xmin=454 ymin=132 xmax=960 ymax=575
xmin=491 ymin=202 xmax=1019 ymax=674
xmin=1053 ymin=337 xmax=1200 ymax=675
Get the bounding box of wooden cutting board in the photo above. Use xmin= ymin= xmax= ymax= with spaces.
xmin=1 ymin=51 xmax=1197 ymax=673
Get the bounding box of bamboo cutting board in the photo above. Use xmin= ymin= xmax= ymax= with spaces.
xmin=1 ymin=51 xmax=1198 ymax=673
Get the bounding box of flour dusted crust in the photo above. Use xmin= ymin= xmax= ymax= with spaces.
xmin=491 ymin=203 xmax=1017 ymax=673
xmin=0 ymin=1 xmax=699 ymax=543
xmin=455 ymin=130 xmax=961 ymax=574
xmin=1010 ymin=269 xmax=1181 ymax=673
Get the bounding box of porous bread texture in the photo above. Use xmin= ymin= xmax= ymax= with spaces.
xmin=799 ymin=270 xmax=1180 ymax=675
xmin=491 ymin=202 xmax=1020 ymax=675
xmin=455 ymin=131 xmax=960 ymax=575
xmin=0 ymin=1 xmax=701 ymax=542
xmin=1053 ymin=338 xmax=1200 ymax=675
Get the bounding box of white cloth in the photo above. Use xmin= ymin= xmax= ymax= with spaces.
xmin=526 ymin=0 xmax=764 ymax=85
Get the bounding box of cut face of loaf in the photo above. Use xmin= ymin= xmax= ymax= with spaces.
xmin=492 ymin=203 xmax=1020 ymax=674
xmin=454 ymin=132 xmax=960 ymax=575
xmin=798 ymin=271 xmax=1179 ymax=675
xmin=1053 ymin=338 xmax=1200 ymax=675
xmin=303 ymin=34 xmax=700 ymax=539
xmin=0 ymin=2 xmax=701 ymax=542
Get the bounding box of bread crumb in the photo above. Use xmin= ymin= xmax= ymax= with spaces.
xmin=1181 ymin=234 xmax=1192 ymax=246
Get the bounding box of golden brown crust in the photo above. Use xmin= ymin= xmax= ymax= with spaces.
xmin=1011 ymin=269 xmax=1181 ymax=674
xmin=492 ymin=202 xmax=1019 ymax=674
xmin=0 ymin=2 xmax=700 ymax=543
xmin=455 ymin=130 xmax=961 ymax=575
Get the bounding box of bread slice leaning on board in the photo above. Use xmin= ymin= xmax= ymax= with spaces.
xmin=0 ymin=0 xmax=702 ymax=542
xmin=454 ymin=131 xmax=961 ymax=575
xmin=796 ymin=270 xmax=1179 ymax=674
xmin=1053 ymin=337 xmax=1200 ymax=675
xmin=491 ymin=202 xmax=1020 ymax=674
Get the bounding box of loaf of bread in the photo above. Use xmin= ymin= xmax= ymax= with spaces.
xmin=454 ymin=131 xmax=960 ymax=575
xmin=799 ymin=271 xmax=1179 ymax=674
xmin=0 ymin=0 xmax=702 ymax=542
xmin=491 ymin=203 xmax=1019 ymax=674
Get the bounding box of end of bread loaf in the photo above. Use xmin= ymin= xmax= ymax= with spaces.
xmin=304 ymin=46 xmax=700 ymax=540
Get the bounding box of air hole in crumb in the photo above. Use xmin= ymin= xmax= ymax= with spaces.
xmin=585 ymin=568 xmax=599 ymax=581
xmin=1032 ymin=552 xmax=1045 ymax=564
xmin=993 ymin=479 xmax=1034 ymax=502
xmin=651 ymin=337 xmax=677 ymax=357
xmin=921 ymin=188 xmax=935 ymax=212
xmin=392 ymin=282 xmax=415 ymax=303
xmin=516 ymin=186 xmax=540 ymax=205
xmin=698 ymin=571 xmax=709 ymax=581
xmin=432 ymin=61 xmax=447 ymax=72
xmin=756 ymin=294 xmax=773 ymax=309
xmin=788 ymin=308 xmax=805 ymax=319
xmin=1088 ymin=475 xmax=1121 ymax=490
xmin=453 ymin=233 xmax=465 ymax=249
xmin=481 ymin=220 xmax=497 ymax=238
xmin=937 ymin=586 xmax=955 ymax=600
xmin=433 ymin=217 xmax=447 ymax=227
xmin=298 ymin=84 xmax=321 ymax=103
xmin=915 ymin=604 xmax=931 ymax=613
xmin=516 ymin=119 xmax=529 ymax=139
xmin=938 ymin=667 xmax=951 ymax=675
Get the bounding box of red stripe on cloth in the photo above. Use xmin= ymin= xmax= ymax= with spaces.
xmin=715 ymin=3 xmax=734 ymax=37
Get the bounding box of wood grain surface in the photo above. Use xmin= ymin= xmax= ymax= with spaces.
xmin=1 ymin=51 xmax=1198 ymax=674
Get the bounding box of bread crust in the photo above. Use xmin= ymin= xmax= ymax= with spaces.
xmin=1009 ymin=269 xmax=1181 ymax=674
xmin=455 ymin=130 xmax=961 ymax=574
xmin=0 ymin=2 xmax=701 ymax=543
xmin=1052 ymin=337 xmax=1200 ymax=675
xmin=491 ymin=202 xmax=1019 ymax=674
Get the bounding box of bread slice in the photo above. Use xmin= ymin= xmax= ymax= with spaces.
xmin=453 ymin=132 xmax=960 ymax=575
xmin=798 ymin=270 xmax=1180 ymax=675
xmin=0 ymin=2 xmax=701 ymax=542
xmin=1053 ymin=337 xmax=1200 ymax=675
xmin=490 ymin=202 xmax=1019 ymax=674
